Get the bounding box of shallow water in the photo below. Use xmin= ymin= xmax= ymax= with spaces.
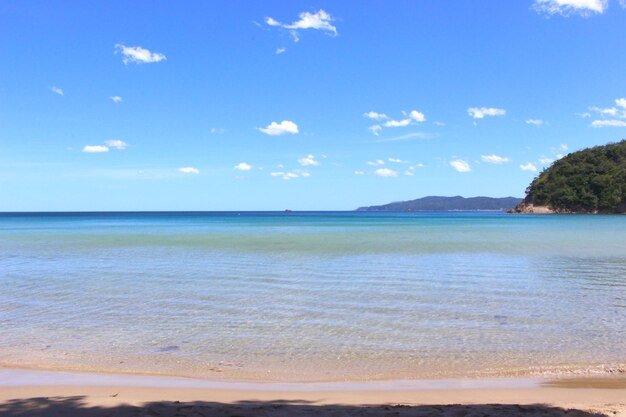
xmin=0 ymin=212 xmax=624 ymax=381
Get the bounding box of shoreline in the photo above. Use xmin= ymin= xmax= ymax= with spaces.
xmin=1 ymin=369 xmax=625 ymax=416
xmin=2 ymin=359 xmax=624 ymax=384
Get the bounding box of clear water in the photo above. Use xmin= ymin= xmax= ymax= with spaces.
xmin=0 ymin=212 xmax=624 ymax=382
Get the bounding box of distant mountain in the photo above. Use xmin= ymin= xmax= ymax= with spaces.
xmin=356 ymin=196 xmax=522 ymax=212
xmin=512 ymin=140 xmax=626 ymax=214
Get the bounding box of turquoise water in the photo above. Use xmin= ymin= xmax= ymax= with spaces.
xmin=0 ymin=212 xmax=624 ymax=381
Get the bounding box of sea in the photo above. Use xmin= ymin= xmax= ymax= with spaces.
xmin=0 ymin=211 xmax=624 ymax=382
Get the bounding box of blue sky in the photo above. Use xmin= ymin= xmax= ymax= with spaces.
xmin=1 ymin=0 xmax=625 ymax=210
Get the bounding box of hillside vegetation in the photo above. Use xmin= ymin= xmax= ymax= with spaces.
xmin=357 ymin=196 xmax=521 ymax=211
xmin=518 ymin=140 xmax=626 ymax=213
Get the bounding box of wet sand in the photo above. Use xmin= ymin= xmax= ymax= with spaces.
xmin=0 ymin=369 xmax=624 ymax=416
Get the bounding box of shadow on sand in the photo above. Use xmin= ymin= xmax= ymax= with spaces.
xmin=0 ymin=396 xmax=615 ymax=417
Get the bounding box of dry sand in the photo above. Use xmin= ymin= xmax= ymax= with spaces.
xmin=0 ymin=370 xmax=625 ymax=416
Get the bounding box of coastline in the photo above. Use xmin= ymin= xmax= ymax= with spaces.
xmin=1 ymin=369 xmax=625 ymax=416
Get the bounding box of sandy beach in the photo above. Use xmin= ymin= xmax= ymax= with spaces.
xmin=1 ymin=370 xmax=625 ymax=416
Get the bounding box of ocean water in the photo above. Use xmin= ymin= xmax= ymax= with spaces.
xmin=0 ymin=211 xmax=624 ymax=382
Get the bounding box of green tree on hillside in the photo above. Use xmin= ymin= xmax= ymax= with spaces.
xmin=524 ymin=140 xmax=626 ymax=213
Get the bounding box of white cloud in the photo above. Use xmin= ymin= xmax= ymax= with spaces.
xmin=539 ymin=157 xmax=555 ymax=165
xmin=111 ymin=96 xmax=122 ymax=103
xmin=83 ymin=145 xmax=109 ymax=153
xmin=210 ymin=127 xmax=225 ymax=134
xmin=284 ymin=10 xmax=337 ymax=35
xmin=271 ymin=171 xmax=299 ymax=180
xmin=434 ymin=121 xmax=446 ymax=126
xmin=450 ymin=159 xmax=471 ymax=172
xmin=289 ymin=30 xmax=300 ymax=42
xmin=50 ymin=86 xmax=64 ymax=96
xmin=105 ymin=140 xmax=127 ymax=150
xmin=384 ymin=118 xmax=411 ymax=127
xmin=369 ymin=125 xmax=383 ymax=136
xmin=374 ymin=168 xmax=398 ymax=177
xmin=404 ymin=170 xmax=414 ymax=176
xmin=265 ymin=17 xmax=280 ymax=26
xmin=467 ymin=107 xmax=506 ymax=119
xmin=366 ymin=109 xmax=428 ymax=135
xmin=178 ymin=167 xmax=200 ymax=174
xmin=276 ymin=47 xmax=286 ymax=54
xmin=234 ymin=162 xmax=252 ymax=171
xmin=590 ymin=119 xmax=626 ymax=127
xmin=560 ymin=144 xmax=569 ymax=150
xmin=412 ymin=163 xmax=425 ymax=169
xmin=298 ymin=154 xmax=319 ymax=166
xmin=367 ymin=159 xmax=385 ymax=166
xmin=115 ymin=44 xmax=166 ymax=64
xmin=374 ymin=132 xmax=435 ymax=142
xmin=586 ymin=98 xmax=626 ymax=125
xmin=480 ymin=154 xmax=510 ymax=164
xmin=388 ymin=157 xmax=409 ymax=164
xmin=298 ymin=170 xmax=311 ymax=177
xmin=409 ymin=110 xmax=426 ymax=122
xmin=354 ymin=170 xmax=365 ymax=175
xmin=520 ymin=163 xmax=538 ymax=172
xmin=363 ymin=111 xmax=388 ymax=121
xmin=258 ymin=120 xmax=299 ymax=136
xmin=265 ymin=9 xmax=337 ymax=40
xmin=526 ymin=119 xmax=544 ymax=126
xmin=590 ymin=106 xmax=618 ymax=116
xmin=533 ymin=0 xmax=607 ymax=16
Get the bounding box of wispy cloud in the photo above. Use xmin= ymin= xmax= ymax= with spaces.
xmin=354 ymin=170 xmax=365 ymax=175
xmin=258 ymin=120 xmax=299 ymax=136
xmin=591 ymin=119 xmax=626 ymax=127
xmin=82 ymin=145 xmax=109 ymax=153
xmin=374 ymin=132 xmax=435 ymax=143
xmin=115 ymin=44 xmax=166 ymax=64
xmin=110 ymin=96 xmax=122 ymax=103
xmin=298 ymin=154 xmax=319 ymax=166
xmin=369 ymin=125 xmax=383 ymax=136
xmin=481 ymin=154 xmax=510 ymax=164
xmin=520 ymin=163 xmax=538 ymax=172
xmin=270 ymin=170 xmax=307 ymax=180
xmin=264 ymin=9 xmax=337 ymax=48
xmin=276 ymin=47 xmax=286 ymax=54
xmin=104 ymin=140 xmax=127 ymax=150
xmin=367 ymin=159 xmax=385 ymax=166
xmin=265 ymin=10 xmax=338 ymax=39
xmin=367 ymin=109 xmax=427 ymax=135
xmin=178 ymin=167 xmax=200 ymax=174
xmin=374 ymin=168 xmax=398 ymax=177
xmin=467 ymin=107 xmax=506 ymax=119
xmin=388 ymin=157 xmax=409 ymax=164
xmin=450 ymin=159 xmax=471 ymax=172
xmin=526 ymin=119 xmax=545 ymax=126
xmin=363 ymin=111 xmax=388 ymax=121
xmin=532 ymin=0 xmax=607 ymax=16
xmin=588 ymin=98 xmax=626 ymax=127
xmin=234 ymin=162 xmax=252 ymax=171
xmin=50 ymin=86 xmax=64 ymax=96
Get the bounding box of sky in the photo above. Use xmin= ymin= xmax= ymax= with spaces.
xmin=1 ymin=0 xmax=625 ymax=211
